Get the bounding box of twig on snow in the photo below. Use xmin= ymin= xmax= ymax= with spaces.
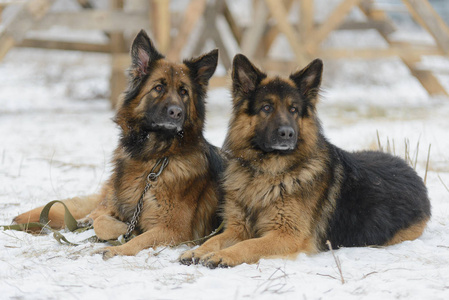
xmin=326 ymin=240 xmax=345 ymax=284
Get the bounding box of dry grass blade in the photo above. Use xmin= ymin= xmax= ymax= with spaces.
xmin=404 ymin=138 xmax=409 ymax=164
xmin=326 ymin=240 xmax=345 ymax=284
xmin=413 ymin=140 xmax=420 ymax=169
xmin=437 ymin=174 xmax=449 ymax=193
xmin=424 ymin=144 xmax=431 ymax=186
xmin=377 ymin=133 xmax=430 ymax=178
xmin=376 ymin=130 xmax=382 ymax=152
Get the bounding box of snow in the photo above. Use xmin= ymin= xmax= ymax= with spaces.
xmin=1 ymin=45 xmax=449 ymax=300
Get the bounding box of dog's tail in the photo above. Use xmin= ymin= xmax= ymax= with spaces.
xmin=12 ymin=194 xmax=102 ymax=231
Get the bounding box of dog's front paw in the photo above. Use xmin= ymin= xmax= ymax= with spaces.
xmin=77 ymin=217 xmax=94 ymax=228
xmin=179 ymin=247 xmax=213 ymax=266
xmin=92 ymin=246 xmax=120 ymax=260
xmin=179 ymin=250 xmax=201 ymax=265
xmin=200 ymin=251 xmax=241 ymax=269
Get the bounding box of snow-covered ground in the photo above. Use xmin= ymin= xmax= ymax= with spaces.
xmin=1 ymin=45 xmax=449 ymax=300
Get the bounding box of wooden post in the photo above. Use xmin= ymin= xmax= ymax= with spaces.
xmin=109 ymin=0 xmax=128 ymax=108
xmin=402 ymin=55 xmax=448 ymax=96
xmin=192 ymin=0 xmax=232 ymax=69
xmin=259 ymin=0 xmax=294 ymax=58
xmin=265 ymin=0 xmax=309 ymax=66
xmin=299 ymin=0 xmax=314 ymax=41
xmin=402 ymin=0 xmax=449 ymax=55
xmin=166 ymin=0 xmax=207 ymax=61
xmin=359 ymin=1 xmax=448 ymax=96
xmin=152 ymin=0 xmax=171 ymax=53
xmin=240 ymin=0 xmax=269 ymax=60
xmin=0 ymin=0 xmax=56 ymax=61
xmin=306 ymin=0 xmax=361 ymax=53
xmin=223 ymin=1 xmax=242 ymax=45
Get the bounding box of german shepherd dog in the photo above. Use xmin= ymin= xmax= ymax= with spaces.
xmin=179 ymin=54 xmax=431 ymax=268
xmin=13 ymin=30 xmax=224 ymax=259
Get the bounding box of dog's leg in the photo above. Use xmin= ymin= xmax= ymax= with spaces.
xmin=94 ymin=226 xmax=186 ymax=259
xmin=179 ymin=226 xmax=248 ymax=265
xmin=92 ymin=215 xmax=128 ymax=241
xmin=199 ymin=231 xmax=310 ymax=268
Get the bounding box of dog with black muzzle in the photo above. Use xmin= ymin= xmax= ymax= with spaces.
xmin=179 ymin=54 xmax=430 ymax=268
xmin=14 ymin=30 xmax=225 ymax=259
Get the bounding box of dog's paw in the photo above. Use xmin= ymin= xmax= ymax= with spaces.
xmin=76 ymin=217 xmax=94 ymax=228
xmin=200 ymin=251 xmax=239 ymax=269
xmin=179 ymin=246 xmax=214 ymax=266
xmin=179 ymin=250 xmax=201 ymax=266
xmin=92 ymin=246 xmax=119 ymax=260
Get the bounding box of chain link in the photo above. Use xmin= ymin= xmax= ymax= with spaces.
xmin=123 ymin=157 xmax=169 ymax=241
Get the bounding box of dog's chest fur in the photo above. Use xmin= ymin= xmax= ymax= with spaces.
xmin=223 ymin=155 xmax=336 ymax=244
xmin=111 ymin=151 xmax=209 ymax=232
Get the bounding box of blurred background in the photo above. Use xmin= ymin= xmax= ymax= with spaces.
xmin=1 ymin=0 xmax=449 ymax=158
xmin=1 ymin=0 xmax=449 ymax=107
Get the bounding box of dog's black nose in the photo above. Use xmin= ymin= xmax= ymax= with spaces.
xmin=167 ymin=105 xmax=183 ymax=120
xmin=278 ymin=126 xmax=295 ymax=140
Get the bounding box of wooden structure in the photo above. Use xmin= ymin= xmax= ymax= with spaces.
xmin=1 ymin=0 xmax=449 ymax=107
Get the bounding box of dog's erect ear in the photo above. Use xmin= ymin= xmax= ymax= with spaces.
xmin=232 ymin=54 xmax=266 ymax=97
xmin=289 ymin=59 xmax=323 ymax=101
xmin=184 ymin=49 xmax=219 ymax=86
xmin=130 ymin=30 xmax=164 ymax=77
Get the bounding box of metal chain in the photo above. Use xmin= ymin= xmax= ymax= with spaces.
xmin=123 ymin=157 xmax=169 ymax=240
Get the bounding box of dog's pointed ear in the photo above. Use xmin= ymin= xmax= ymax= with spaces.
xmin=184 ymin=49 xmax=219 ymax=86
xmin=289 ymin=59 xmax=323 ymax=101
xmin=232 ymin=54 xmax=266 ymax=97
xmin=130 ymin=30 xmax=164 ymax=78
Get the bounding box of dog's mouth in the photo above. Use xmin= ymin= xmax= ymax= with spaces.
xmin=262 ymin=143 xmax=296 ymax=154
xmin=271 ymin=144 xmax=294 ymax=151
xmin=149 ymin=122 xmax=183 ymax=135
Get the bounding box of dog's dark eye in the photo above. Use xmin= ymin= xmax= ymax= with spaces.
xmin=262 ymin=105 xmax=273 ymax=113
xmin=180 ymin=88 xmax=188 ymax=96
xmin=154 ymin=85 xmax=164 ymax=93
xmin=290 ymin=107 xmax=298 ymax=114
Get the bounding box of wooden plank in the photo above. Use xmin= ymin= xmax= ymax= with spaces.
xmin=109 ymin=0 xmax=127 ymax=108
xmin=265 ymin=0 xmax=309 ymax=66
xmin=402 ymin=0 xmax=449 ymax=54
xmin=259 ymin=0 xmax=294 ymax=58
xmin=318 ymin=45 xmax=443 ymax=59
xmin=223 ymin=1 xmax=243 ymax=45
xmin=152 ymin=0 xmax=170 ymax=53
xmin=0 ymin=0 xmax=56 ymax=62
xmin=307 ymin=0 xmax=362 ymax=53
xmin=338 ymin=20 xmax=395 ymax=34
xmin=299 ymin=0 xmax=314 ymax=41
xmin=360 ymin=1 xmax=448 ymax=96
xmin=34 ymin=11 xmax=148 ymax=31
xmin=17 ymin=38 xmax=111 ymax=52
xmin=240 ymin=0 xmax=269 ymax=59
xmin=0 ymin=36 xmax=15 ymax=61
xmin=358 ymin=2 xmax=396 ymax=37
xmin=166 ymin=0 xmax=207 ymax=60
xmin=194 ymin=0 xmax=231 ymax=69
xmin=402 ymin=56 xmax=448 ymax=96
